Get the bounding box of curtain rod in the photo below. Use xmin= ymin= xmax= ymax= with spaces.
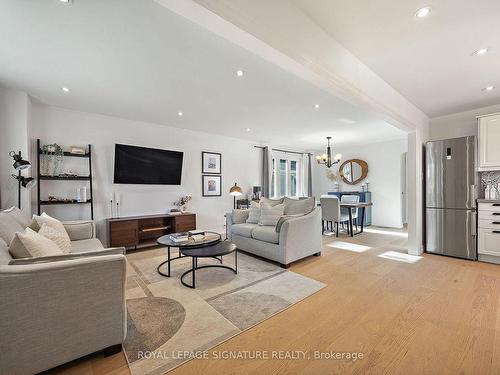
xmin=254 ymin=145 xmax=313 ymax=156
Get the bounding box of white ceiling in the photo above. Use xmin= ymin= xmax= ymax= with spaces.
xmin=0 ymin=0 xmax=406 ymax=150
xmin=292 ymin=0 xmax=500 ymax=117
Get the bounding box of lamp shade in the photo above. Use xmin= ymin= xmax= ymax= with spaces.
xmin=12 ymin=175 xmax=37 ymax=189
xmin=229 ymin=183 xmax=243 ymax=196
xmin=10 ymin=151 xmax=31 ymax=171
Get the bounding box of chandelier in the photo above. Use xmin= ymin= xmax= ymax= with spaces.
xmin=316 ymin=136 xmax=341 ymax=168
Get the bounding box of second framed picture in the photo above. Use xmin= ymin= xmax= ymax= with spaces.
xmin=202 ymin=175 xmax=222 ymax=197
xmin=202 ymin=151 xmax=221 ymax=174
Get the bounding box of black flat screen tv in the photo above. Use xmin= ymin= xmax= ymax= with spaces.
xmin=113 ymin=144 xmax=183 ymax=185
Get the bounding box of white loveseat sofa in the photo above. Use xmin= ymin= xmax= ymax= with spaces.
xmin=226 ymin=198 xmax=322 ymax=268
xmin=0 ymin=208 xmax=127 ymax=375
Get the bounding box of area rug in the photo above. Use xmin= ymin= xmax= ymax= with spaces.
xmin=124 ymin=246 xmax=325 ymax=375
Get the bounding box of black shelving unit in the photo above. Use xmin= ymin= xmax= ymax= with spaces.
xmin=36 ymin=139 xmax=94 ymax=219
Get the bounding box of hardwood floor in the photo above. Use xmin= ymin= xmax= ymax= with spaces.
xmin=49 ymin=227 xmax=500 ymax=375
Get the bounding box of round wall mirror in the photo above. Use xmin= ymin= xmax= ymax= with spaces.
xmin=339 ymin=159 xmax=368 ymax=185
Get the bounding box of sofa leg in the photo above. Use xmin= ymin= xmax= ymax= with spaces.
xmin=103 ymin=344 xmax=122 ymax=357
xmin=280 ymin=263 xmax=290 ymax=269
xmin=314 ymin=252 xmax=321 ymax=256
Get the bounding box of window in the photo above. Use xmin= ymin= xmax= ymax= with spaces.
xmin=271 ymin=152 xmax=302 ymax=198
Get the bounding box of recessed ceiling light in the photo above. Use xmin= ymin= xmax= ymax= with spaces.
xmin=236 ymin=70 xmax=244 ymax=77
xmin=483 ymin=86 xmax=495 ymax=91
xmin=59 ymin=0 xmax=73 ymax=4
xmin=246 ymin=127 xmax=251 ymax=132
xmin=314 ymin=104 xmax=320 ymax=109
xmin=472 ymin=48 xmax=489 ymax=56
xmin=178 ymin=111 xmax=183 ymax=116
xmin=415 ymin=6 xmax=431 ymax=18
xmin=61 ymin=87 xmax=70 ymax=92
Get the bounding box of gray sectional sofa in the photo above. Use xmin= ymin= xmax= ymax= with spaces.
xmin=226 ymin=198 xmax=322 ymax=268
xmin=0 ymin=208 xmax=127 ymax=375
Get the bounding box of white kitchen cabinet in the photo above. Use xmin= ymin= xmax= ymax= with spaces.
xmin=478 ymin=113 xmax=500 ymax=171
xmin=478 ymin=202 xmax=500 ymax=264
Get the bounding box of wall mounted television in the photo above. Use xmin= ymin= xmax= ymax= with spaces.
xmin=113 ymin=144 xmax=183 ymax=185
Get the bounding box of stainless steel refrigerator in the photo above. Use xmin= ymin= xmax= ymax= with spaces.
xmin=425 ymin=136 xmax=477 ymax=260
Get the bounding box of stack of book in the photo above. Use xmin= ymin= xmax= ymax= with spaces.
xmin=188 ymin=230 xmax=205 ymax=241
xmin=169 ymin=232 xmax=189 ymax=243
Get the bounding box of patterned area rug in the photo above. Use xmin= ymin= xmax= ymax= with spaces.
xmin=124 ymin=246 xmax=325 ymax=375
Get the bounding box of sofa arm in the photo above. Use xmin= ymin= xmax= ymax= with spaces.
xmin=0 ymin=254 xmax=127 ymax=375
xmin=279 ymin=207 xmax=322 ymax=265
xmin=63 ymin=220 xmax=96 ymax=241
xmin=8 ymin=247 xmax=126 ymax=265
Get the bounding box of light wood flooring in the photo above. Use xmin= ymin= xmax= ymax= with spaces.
xmin=48 ymin=227 xmax=500 ymax=375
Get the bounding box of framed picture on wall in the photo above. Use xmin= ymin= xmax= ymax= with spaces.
xmin=202 ymin=175 xmax=222 ymax=196
xmin=202 ymin=152 xmax=221 ymax=174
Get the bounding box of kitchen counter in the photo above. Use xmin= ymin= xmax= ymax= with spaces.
xmin=477 ymin=199 xmax=500 ymax=203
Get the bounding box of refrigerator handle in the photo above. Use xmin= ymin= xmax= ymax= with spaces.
xmin=470 ymin=185 xmax=476 ymax=207
xmin=471 ymin=211 xmax=477 ymax=236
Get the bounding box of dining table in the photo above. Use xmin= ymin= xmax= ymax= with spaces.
xmin=340 ymin=202 xmax=373 ymax=236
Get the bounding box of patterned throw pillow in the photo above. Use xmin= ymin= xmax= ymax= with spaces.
xmin=30 ymin=213 xmax=70 ymax=241
xmin=246 ymin=201 xmax=261 ymax=224
xmin=9 ymin=227 xmax=63 ymax=259
xmin=259 ymin=202 xmax=285 ymax=226
xmin=38 ymin=223 xmax=72 ymax=254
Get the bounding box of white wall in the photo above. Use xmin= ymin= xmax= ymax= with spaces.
xmin=313 ymin=138 xmax=407 ymax=228
xmin=0 ymin=87 xmax=32 ymax=214
xmin=430 ymin=103 xmax=500 ymax=140
xmin=30 ymin=104 xmax=262 ymax=244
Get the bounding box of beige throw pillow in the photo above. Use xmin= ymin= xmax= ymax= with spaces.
xmin=9 ymin=227 xmax=63 ymax=259
xmin=246 ymin=201 xmax=261 ymax=224
xmin=259 ymin=202 xmax=285 ymax=226
xmin=30 ymin=213 xmax=70 ymax=241
xmin=38 ymin=223 xmax=72 ymax=254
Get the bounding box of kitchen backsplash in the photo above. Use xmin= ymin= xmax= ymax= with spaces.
xmin=480 ymin=171 xmax=500 ymax=199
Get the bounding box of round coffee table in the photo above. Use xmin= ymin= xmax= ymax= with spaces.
xmin=157 ymin=231 xmax=237 ymax=288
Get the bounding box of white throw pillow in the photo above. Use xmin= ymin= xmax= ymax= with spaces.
xmin=9 ymin=227 xmax=63 ymax=259
xmin=259 ymin=202 xmax=285 ymax=226
xmin=30 ymin=213 xmax=70 ymax=239
xmin=38 ymin=223 xmax=72 ymax=254
xmin=246 ymin=201 xmax=261 ymax=224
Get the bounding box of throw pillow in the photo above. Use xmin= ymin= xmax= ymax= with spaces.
xmin=231 ymin=209 xmax=250 ymax=224
xmin=284 ymin=197 xmax=315 ymax=215
xmin=30 ymin=213 xmax=70 ymax=240
xmin=260 ymin=197 xmax=284 ymax=207
xmin=2 ymin=206 xmax=32 ymax=228
xmin=9 ymin=227 xmax=63 ymax=259
xmin=259 ymin=202 xmax=285 ymax=226
xmin=246 ymin=201 xmax=261 ymax=224
xmin=0 ymin=212 xmax=25 ymax=244
xmin=38 ymin=223 xmax=72 ymax=254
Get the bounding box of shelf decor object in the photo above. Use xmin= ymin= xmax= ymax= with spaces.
xmin=36 ymin=139 xmax=94 ymax=219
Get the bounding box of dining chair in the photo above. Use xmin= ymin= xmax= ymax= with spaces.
xmin=320 ymin=195 xmax=350 ymax=236
xmin=341 ymin=194 xmax=360 ymax=230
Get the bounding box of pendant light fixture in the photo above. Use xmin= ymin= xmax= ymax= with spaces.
xmin=316 ymin=137 xmax=341 ymax=168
